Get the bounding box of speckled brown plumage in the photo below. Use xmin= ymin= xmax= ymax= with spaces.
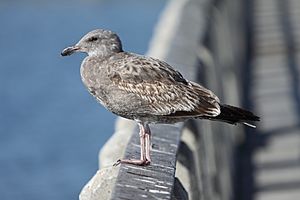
xmin=61 ymin=29 xmax=259 ymax=166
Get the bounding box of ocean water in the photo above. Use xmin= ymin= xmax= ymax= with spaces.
xmin=0 ymin=0 xmax=166 ymax=199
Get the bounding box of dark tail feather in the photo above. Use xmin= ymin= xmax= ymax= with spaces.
xmin=214 ymin=104 xmax=260 ymax=128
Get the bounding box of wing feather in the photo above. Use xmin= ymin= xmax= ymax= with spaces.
xmin=108 ymin=54 xmax=220 ymax=117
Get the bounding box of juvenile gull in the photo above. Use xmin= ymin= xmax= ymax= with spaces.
xmin=61 ymin=29 xmax=259 ymax=166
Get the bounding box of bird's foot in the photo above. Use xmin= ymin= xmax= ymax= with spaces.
xmin=113 ymin=158 xmax=150 ymax=166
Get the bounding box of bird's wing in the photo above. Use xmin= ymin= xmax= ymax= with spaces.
xmin=108 ymin=54 xmax=220 ymax=117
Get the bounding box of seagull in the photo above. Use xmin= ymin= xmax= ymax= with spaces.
xmin=61 ymin=29 xmax=259 ymax=166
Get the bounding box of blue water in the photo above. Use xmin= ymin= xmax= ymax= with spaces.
xmin=0 ymin=1 xmax=165 ymax=199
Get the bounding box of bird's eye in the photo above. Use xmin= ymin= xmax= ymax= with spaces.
xmin=87 ymin=36 xmax=98 ymax=42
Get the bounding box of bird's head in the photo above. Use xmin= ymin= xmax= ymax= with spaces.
xmin=61 ymin=29 xmax=123 ymax=57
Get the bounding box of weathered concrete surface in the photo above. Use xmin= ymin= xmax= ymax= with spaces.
xmin=110 ymin=124 xmax=182 ymax=200
xmin=79 ymin=167 xmax=119 ymax=200
xmin=99 ymin=118 xmax=136 ymax=168
xmin=80 ymin=118 xmax=135 ymax=200
xmin=172 ymin=178 xmax=189 ymax=200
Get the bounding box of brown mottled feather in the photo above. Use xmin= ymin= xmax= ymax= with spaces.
xmin=107 ymin=53 xmax=221 ymax=118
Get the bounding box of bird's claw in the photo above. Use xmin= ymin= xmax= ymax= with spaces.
xmin=113 ymin=158 xmax=150 ymax=166
xmin=113 ymin=159 xmax=121 ymax=167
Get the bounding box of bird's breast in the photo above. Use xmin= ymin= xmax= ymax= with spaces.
xmin=80 ymin=58 xmax=112 ymax=106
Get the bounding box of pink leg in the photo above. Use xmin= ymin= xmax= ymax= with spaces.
xmin=144 ymin=124 xmax=151 ymax=162
xmin=138 ymin=123 xmax=146 ymax=161
xmin=113 ymin=122 xmax=151 ymax=166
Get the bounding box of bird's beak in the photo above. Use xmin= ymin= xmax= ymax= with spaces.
xmin=61 ymin=45 xmax=80 ymax=56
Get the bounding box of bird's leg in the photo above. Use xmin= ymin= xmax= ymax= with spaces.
xmin=144 ymin=124 xmax=151 ymax=162
xmin=113 ymin=122 xmax=150 ymax=166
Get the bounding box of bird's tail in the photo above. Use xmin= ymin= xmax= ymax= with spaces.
xmin=214 ymin=104 xmax=260 ymax=128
